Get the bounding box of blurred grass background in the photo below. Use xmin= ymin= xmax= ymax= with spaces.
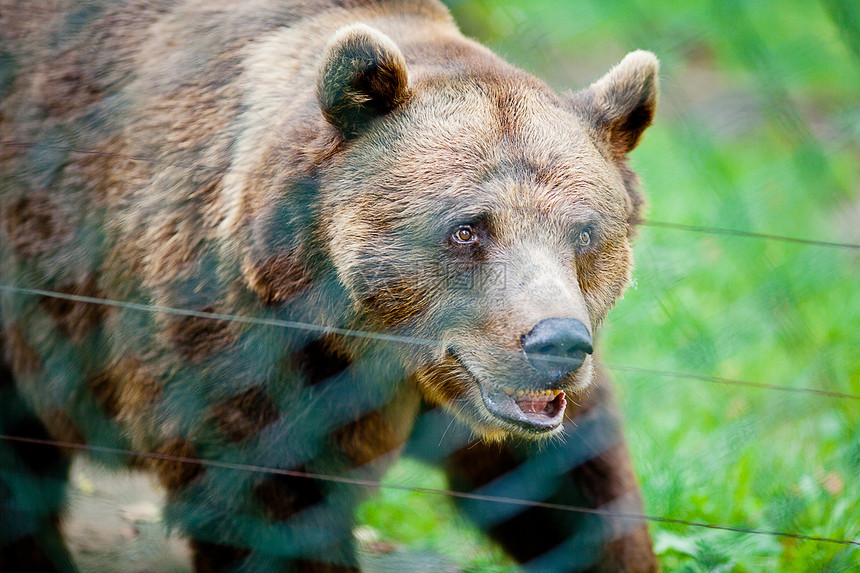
xmin=358 ymin=0 xmax=860 ymax=571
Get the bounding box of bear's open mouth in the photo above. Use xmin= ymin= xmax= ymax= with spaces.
xmin=446 ymin=349 xmax=568 ymax=433
xmin=479 ymin=385 xmax=566 ymax=433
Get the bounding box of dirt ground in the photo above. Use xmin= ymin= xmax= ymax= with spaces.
xmin=63 ymin=458 xmax=192 ymax=573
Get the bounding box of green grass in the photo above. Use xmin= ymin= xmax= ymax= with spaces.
xmin=358 ymin=1 xmax=860 ymax=570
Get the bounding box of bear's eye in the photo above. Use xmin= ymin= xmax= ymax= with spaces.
xmin=451 ymin=226 xmax=477 ymax=245
xmin=577 ymin=230 xmax=591 ymax=247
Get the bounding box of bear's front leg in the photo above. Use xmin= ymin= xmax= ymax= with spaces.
xmin=152 ymin=449 xmax=363 ymax=573
xmin=152 ymin=382 xmax=421 ymax=573
xmin=444 ymin=370 xmax=658 ymax=573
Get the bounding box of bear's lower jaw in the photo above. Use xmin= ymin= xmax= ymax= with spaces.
xmin=480 ymin=385 xmax=566 ymax=433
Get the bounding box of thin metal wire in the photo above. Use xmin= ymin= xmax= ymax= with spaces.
xmin=1 ymin=433 xmax=857 ymax=549
xmin=2 ymin=140 xmax=859 ymax=251
xmin=640 ymin=220 xmax=860 ymax=251
xmin=2 ymin=283 xmax=858 ymax=401
xmin=2 ymin=6 xmax=857 ymax=561
xmin=0 ymin=284 xmax=438 ymax=348
xmin=606 ymin=364 xmax=860 ymax=400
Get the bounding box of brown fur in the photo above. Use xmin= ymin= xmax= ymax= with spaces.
xmin=3 ymin=193 xmax=74 ymax=258
xmin=151 ymin=438 xmax=206 ymax=491
xmin=86 ymin=360 xmax=162 ymax=424
xmin=41 ymin=410 xmax=87 ymax=456
xmin=212 ymin=386 xmax=281 ymax=442
xmin=247 ymin=251 xmax=314 ymax=305
xmin=39 ymin=275 xmax=108 ymax=341
xmin=253 ymin=470 xmax=326 ymax=521
xmin=4 ymin=326 xmax=43 ymax=376
xmin=445 ymin=372 xmax=658 ymax=572
xmin=166 ymin=311 xmax=238 ymax=363
xmin=0 ymin=0 xmax=659 ymax=570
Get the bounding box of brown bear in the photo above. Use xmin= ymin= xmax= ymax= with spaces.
xmin=0 ymin=0 xmax=659 ymax=571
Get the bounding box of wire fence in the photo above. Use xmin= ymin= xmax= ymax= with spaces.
xmin=1 ymin=433 xmax=858 ymax=550
xmin=3 ymin=140 xmax=860 ymax=252
xmin=0 ymin=184 xmax=856 ymax=558
xmin=1 ymin=269 xmax=859 ymax=560
xmin=2 ymin=283 xmax=859 ymax=402
xmin=1 ymin=0 xmax=859 ymax=571
xmin=2 ymin=242 xmax=857 ymax=568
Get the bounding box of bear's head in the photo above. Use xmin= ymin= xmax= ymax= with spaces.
xmin=258 ymin=24 xmax=658 ymax=440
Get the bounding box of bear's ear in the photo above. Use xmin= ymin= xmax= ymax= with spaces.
xmin=317 ymin=24 xmax=411 ymax=137
xmin=570 ymin=50 xmax=659 ymax=158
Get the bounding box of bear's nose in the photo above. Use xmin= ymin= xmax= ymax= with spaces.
xmin=520 ymin=318 xmax=593 ymax=381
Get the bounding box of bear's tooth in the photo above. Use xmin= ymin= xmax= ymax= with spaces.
xmin=516 ymin=389 xmax=524 ymax=398
xmin=503 ymin=387 xmax=514 ymax=396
